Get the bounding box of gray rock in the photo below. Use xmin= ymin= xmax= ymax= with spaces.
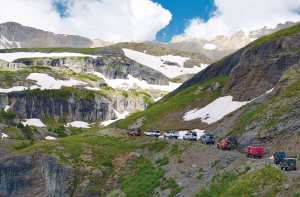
xmin=91 ymin=169 xmax=103 ymax=178
xmin=206 ymin=88 xmax=213 ymax=93
xmin=213 ymin=82 xmax=221 ymax=92
xmin=128 ymin=152 xmax=142 ymax=159
xmin=106 ymin=189 xmax=126 ymax=197
xmin=194 ymin=86 xmax=204 ymax=95
xmin=284 ymin=184 xmax=291 ymax=190
xmin=195 ymin=98 xmax=202 ymax=103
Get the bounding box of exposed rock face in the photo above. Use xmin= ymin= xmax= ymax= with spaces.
xmin=0 ymin=153 xmax=74 ymax=197
xmin=144 ymin=21 xmax=299 ymax=61
xmin=0 ymin=22 xmax=92 ymax=49
xmin=14 ymin=56 xmax=169 ymax=86
xmin=0 ymin=62 xmax=25 ymax=68
xmin=170 ymin=27 xmax=300 ymax=101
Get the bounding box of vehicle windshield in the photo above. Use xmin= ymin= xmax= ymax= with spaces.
xmin=192 ymin=133 xmax=197 ymax=136
xmin=174 ymin=132 xmax=179 ymax=134
xmin=276 ymin=152 xmax=285 ymax=157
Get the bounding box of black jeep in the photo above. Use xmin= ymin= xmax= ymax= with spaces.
xmin=280 ymin=158 xmax=297 ymax=171
xmin=274 ymin=151 xmax=285 ymax=164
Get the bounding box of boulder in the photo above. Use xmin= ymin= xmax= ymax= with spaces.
xmin=128 ymin=152 xmax=142 ymax=159
xmin=284 ymin=184 xmax=291 ymax=190
xmin=206 ymin=88 xmax=213 ymax=93
xmin=91 ymin=169 xmax=103 ymax=178
xmin=213 ymin=82 xmax=221 ymax=92
xmin=194 ymin=86 xmax=205 ymax=95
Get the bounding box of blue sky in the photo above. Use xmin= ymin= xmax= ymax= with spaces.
xmin=153 ymin=0 xmax=216 ymax=42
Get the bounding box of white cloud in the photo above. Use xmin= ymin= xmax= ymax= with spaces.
xmin=184 ymin=0 xmax=300 ymax=40
xmin=0 ymin=0 xmax=172 ymax=42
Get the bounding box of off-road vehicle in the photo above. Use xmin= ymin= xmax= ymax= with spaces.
xmin=274 ymin=151 xmax=285 ymax=164
xmin=144 ymin=130 xmax=160 ymax=137
xmin=217 ymin=139 xmax=232 ymax=150
xmin=280 ymin=158 xmax=297 ymax=171
xmin=200 ymin=134 xmax=215 ymax=144
xmin=127 ymin=128 xmax=142 ymax=136
xmin=183 ymin=132 xmax=197 ymax=141
xmin=245 ymin=144 xmax=264 ymax=158
xmin=163 ymin=131 xmax=179 ymax=139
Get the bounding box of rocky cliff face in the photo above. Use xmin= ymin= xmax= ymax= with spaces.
xmin=0 ymin=153 xmax=74 ymax=197
xmin=170 ymin=24 xmax=300 ymax=101
xmin=0 ymin=89 xmax=148 ymax=123
xmin=144 ymin=21 xmax=299 ymax=61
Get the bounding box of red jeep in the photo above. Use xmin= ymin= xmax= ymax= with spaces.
xmin=245 ymin=144 xmax=264 ymax=158
xmin=127 ymin=128 xmax=142 ymax=136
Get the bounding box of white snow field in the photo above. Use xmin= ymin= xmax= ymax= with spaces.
xmin=0 ymin=73 xmax=98 ymax=93
xmin=122 ymin=48 xmax=208 ymax=78
xmin=4 ymin=105 xmax=10 ymax=112
xmin=154 ymin=97 xmax=163 ymax=102
xmin=95 ymin=72 xmax=181 ymax=91
xmin=65 ymin=121 xmax=91 ymax=128
xmin=184 ymin=88 xmax=275 ymax=124
xmin=101 ymin=110 xmax=129 ymax=126
xmin=27 ymin=73 xmax=87 ymax=90
xmin=21 ymin=119 xmax=46 ymax=127
xmin=1 ymin=133 xmax=9 ymax=139
xmin=203 ymin=44 xmax=217 ymax=50
xmin=0 ymin=52 xmax=99 ymax=62
xmin=45 ymin=136 xmax=57 ymax=140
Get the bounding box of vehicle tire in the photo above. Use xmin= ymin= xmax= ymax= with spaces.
xmin=133 ymin=134 xmax=136 ymax=136
xmin=175 ymin=137 xmax=178 ymax=139
xmin=217 ymin=145 xmax=219 ymax=149
xmin=294 ymin=168 xmax=296 ymax=171
xmin=245 ymin=153 xmax=248 ymax=157
xmin=221 ymin=146 xmax=224 ymax=150
xmin=281 ymin=167 xmax=283 ymax=170
xmin=170 ymin=136 xmax=173 ymax=139
xmin=127 ymin=133 xmax=129 ymax=136
xmin=285 ymin=167 xmax=287 ymax=171
xmin=212 ymin=142 xmax=215 ymax=145
xmin=228 ymin=148 xmax=231 ymax=151
xmin=152 ymin=135 xmax=154 ymax=137
xmin=164 ymin=135 xmax=166 ymax=138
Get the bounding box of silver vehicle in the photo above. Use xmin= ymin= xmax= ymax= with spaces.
xmin=163 ymin=131 xmax=179 ymax=139
xmin=144 ymin=130 xmax=160 ymax=137
xmin=200 ymin=134 xmax=215 ymax=144
xmin=183 ymin=132 xmax=197 ymax=141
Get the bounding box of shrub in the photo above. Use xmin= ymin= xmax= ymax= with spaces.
xmin=17 ymin=122 xmax=24 ymax=129
xmin=212 ymin=160 xmax=220 ymax=167
xmin=245 ymin=166 xmax=251 ymax=171
xmin=122 ymin=92 xmax=129 ymax=98
xmin=178 ymin=158 xmax=183 ymax=163
xmin=101 ymin=160 xmax=113 ymax=167
xmin=180 ymin=171 xmax=185 ymax=174
xmin=0 ymin=110 xmax=18 ymax=119
xmin=197 ymin=174 xmax=203 ymax=179
xmin=155 ymin=156 xmax=169 ymax=166
xmin=199 ymin=168 xmax=203 ymax=172
xmin=22 ymin=125 xmax=33 ymax=139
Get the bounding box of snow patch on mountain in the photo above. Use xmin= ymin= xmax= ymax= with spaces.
xmin=101 ymin=110 xmax=129 ymax=126
xmin=0 ymin=52 xmax=99 ymax=62
xmin=123 ymin=48 xmax=205 ymax=78
xmin=95 ymin=72 xmax=181 ymax=91
xmin=22 ymin=119 xmax=46 ymax=127
xmin=203 ymin=44 xmax=216 ymax=50
xmin=65 ymin=121 xmax=91 ymax=128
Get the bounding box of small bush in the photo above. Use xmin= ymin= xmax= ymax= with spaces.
xmin=197 ymin=174 xmax=203 ymax=179
xmin=199 ymin=168 xmax=203 ymax=172
xmin=178 ymin=158 xmax=183 ymax=163
xmin=155 ymin=156 xmax=169 ymax=166
xmin=122 ymin=92 xmax=129 ymax=98
xmin=101 ymin=160 xmax=113 ymax=167
xmin=180 ymin=171 xmax=185 ymax=174
xmin=245 ymin=166 xmax=251 ymax=171
xmin=0 ymin=110 xmax=18 ymax=119
xmin=17 ymin=122 xmax=24 ymax=129
xmin=211 ymin=160 xmax=220 ymax=167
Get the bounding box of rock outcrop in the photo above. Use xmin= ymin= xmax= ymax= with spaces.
xmin=14 ymin=56 xmax=169 ymax=86
xmin=0 ymin=153 xmax=74 ymax=197
xmin=170 ymin=23 xmax=300 ymax=101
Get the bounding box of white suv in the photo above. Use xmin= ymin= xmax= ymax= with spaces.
xmin=183 ymin=132 xmax=197 ymax=141
xmin=163 ymin=131 xmax=179 ymax=139
xmin=144 ymin=130 xmax=160 ymax=137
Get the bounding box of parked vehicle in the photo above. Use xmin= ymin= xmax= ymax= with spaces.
xmin=163 ymin=131 xmax=179 ymax=139
xmin=144 ymin=130 xmax=160 ymax=137
xmin=245 ymin=144 xmax=264 ymax=158
xmin=200 ymin=134 xmax=215 ymax=144
xmin=183 ymin=132 xmax=197 ymax=141
xmin=127 ymin=128 xmax=142 ymax=136
xmin=280 ymin=158 xmax=297 ymax=171
xmin=274 ymin=151 xmax=286 ymax=164
xmin=217 ymin=139 xmax=232 ymax=150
